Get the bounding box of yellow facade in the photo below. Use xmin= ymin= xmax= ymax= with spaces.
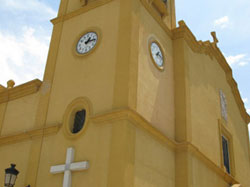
xmin=0 ymin=0 xmax=250 ymax=187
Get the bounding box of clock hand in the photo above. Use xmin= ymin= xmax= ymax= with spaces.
xmin=85 ymin=38 xmax=96 ymax=44
xmin=88 ymin=38 xmax=96 ymax=43
xmin=85 ymin=37 xmax=91 ymax=44
xmin=156 ymin=52 xmax=162 ymax=59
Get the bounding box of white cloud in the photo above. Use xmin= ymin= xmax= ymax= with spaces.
xmin=0 ymin=0 xmax=57 ymax=19
xmin=214 ymin=16 xmax=230 ymax=29
xmin=243 ymin=98 xmax=249 ymax=104
xmin=239 ymin=62 xmax=248 ymax=66
xmin=0 ymin=27 xmax=49 ymax=86
xmin=226 ymin=54 xmax=249 ymax=67
xmin=247 ymin=108 xmax=250 ymax=114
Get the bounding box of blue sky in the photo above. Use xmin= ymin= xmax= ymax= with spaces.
xmin=0 ymin=0 xmax=249 ymax=124
xmin=0 ymin=0 xmax=59 ymax=84
xmin=176 ymin=0 xmax=250 ymax=117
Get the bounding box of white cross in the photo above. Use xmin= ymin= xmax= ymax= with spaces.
xmin=50 ymin=147 xmax=89 ymax=187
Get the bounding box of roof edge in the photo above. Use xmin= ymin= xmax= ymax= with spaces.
xmin=0 ymin=79 xmax=42 ymax=104
xmin=172 ymin=20 xmax=250 ymax=124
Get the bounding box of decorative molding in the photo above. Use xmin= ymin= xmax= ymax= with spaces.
xmin=91 ymin=108 xmax=239 ymax=184
xmin=0 ymin=85 xmax=6 ymax=92
xmin=62 ymin=97 xmax=92 ymax=139
xmin=149 ymin=0 xmax=168 ymax=17
xmin=0 ymin=124 xmax=61 ymax=146
xmin=140 ymin=0 xmax=172 ymax=37
xmin=93 ymin=108 xmax=177 ymax=149
xmin=218 ymin=119 xmax=236 ymax=177
xmin=172 ymin=21 xmax=250 ymax=124
xmin=0 ymin=108 xmax=239 ymax=184
xmin=51 ymin=0 xmax=114 ymax=25
xmin=0 ymin=79 xmax=42 ymax=104
xmin=177 ymin=141 xmax=238 ymax=185
xmin=80 ymin=0 xmax=87 ymax=6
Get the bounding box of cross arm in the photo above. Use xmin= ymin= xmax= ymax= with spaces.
xmin=70 ymin=161 xmax=89 ymax=171
xmin=50 ymin=164 xmax=66 ymax=174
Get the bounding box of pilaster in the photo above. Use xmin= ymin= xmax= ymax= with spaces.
xmin=173 ymin=38 xmax=192 ymax=142
xmin=113 ymin=0 xmax=139 ymax=109
xmin=0 ymin=102 xmax=8 ymax=136
xmin=107 ymin=120 xmax=135 ymax=187
xmin=170 ymin=0 xmax=176 ymax=28
xmin=173 ymin=36 xmax=193 ymax=187
xmin=24 ymin=0 xmax=70 ymax=185
xmin=175 ymin=148 xmax=193 ymax=187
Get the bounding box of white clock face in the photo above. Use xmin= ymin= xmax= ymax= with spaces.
xmin=76 ymin=32 xmax=98 ymax=54
xmin=150 ymin=42 xmax=164 ymax=69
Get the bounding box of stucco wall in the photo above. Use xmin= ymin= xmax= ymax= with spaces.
xmin=185 ymin=40 xmax=250 ymax=185
xmin=46 ymin=0 xmax=120 ymax=127
xmin=36 ymin=120 xmax=112 ymax=187
xmin=1 ymin=93 xmax=40 ymax=136
xmin=192 ymin=156 xmax=229 ymax=186
xmin=136 ymin=4 xmax=175 ymax=139
xmin=134 ymin=128 xmax=175 ymax=187
xmin=0 ymin=141 xmax=32 ymax=187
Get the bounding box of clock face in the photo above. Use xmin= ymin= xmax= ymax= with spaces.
xmin=76 ymin=32 xmax=98 ymax=54
xmin=150 ymin=42 xmax=164 ymax=69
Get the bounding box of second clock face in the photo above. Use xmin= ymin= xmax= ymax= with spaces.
xmin=76 ymin=32 xmax=98 ymax=55
xmin=150 ymin=42 xmax=164 ymax=69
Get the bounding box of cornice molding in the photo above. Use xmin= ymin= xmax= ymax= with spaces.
xmin=140 ymin=0 xmax=172 ymax=37
xmin=0 ymin=85 xmax=6 ymax=92
xmin=0 ymin=108 xmax=238 ymax=184
xmin=0 ymin=79 xmax=42 ymax=104
xmin=172 ymin=21 xmax=250 ymax=124
xmin=52 ymin=0 xmax=173 ymax=39
xmin=0 ymin=124 xmax=61 ymax=146
xmin=91 ymin=108 xmax=239 ymax=185
xmin=149 ymin=0 xmax=168 ymax=17
xmin=177 ymin=142 xmax=238 ymax=185
xmin=91 ymin=108 xmax=176 ymax=149
xmin=51 ymin=0 xmax=114 ymax=25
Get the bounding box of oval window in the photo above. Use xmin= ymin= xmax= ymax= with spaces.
xmin=71 ymin=109 xmax=86 ymax=134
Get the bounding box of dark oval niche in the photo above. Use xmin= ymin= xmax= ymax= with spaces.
xmin=72 ymin=109 xmax=86 ymax=134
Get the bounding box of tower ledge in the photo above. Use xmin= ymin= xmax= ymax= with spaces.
xmin=0 ymin=79 xmax=42 ymax=104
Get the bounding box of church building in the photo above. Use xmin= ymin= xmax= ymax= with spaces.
xmin=0 ymin=0 xmax=250 ymax=186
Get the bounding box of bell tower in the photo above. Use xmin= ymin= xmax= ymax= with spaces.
xmin=29 ymin=0 xmax=177 ymax=186
xmin=41 ymin=0 xmax=176 ymax=135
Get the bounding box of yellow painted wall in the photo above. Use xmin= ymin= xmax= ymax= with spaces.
xmin=36 ymin=121 xmax=112 ymax=187
xmin=0 ymin=103 xmax=7 ymax=134
xmin=46 ymin=0 xmax=120 ymax=127
xmin=192 ymin=156 xmax=229 ymax=187
xmin=163 ymin=0 xmax=176 ymax=29
xmin=137 ymin=4 xmax=175 ymax=139
xmin=187 ymin=42 xmax=224 ymax=166
xmin=184 ymin=39 xmax=250 ymax=185
xmin=66 ymin=0 xmax=101 ymax=13
xmin=1 ymin=93 xmax=40 ymax=136
xmin=0 ymin=141 xmax=32 ymax=187
xmin=135 ymin=128 xmax=175 ymax=187
xmin=66 ymin=0 xmax=82 ymax=13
